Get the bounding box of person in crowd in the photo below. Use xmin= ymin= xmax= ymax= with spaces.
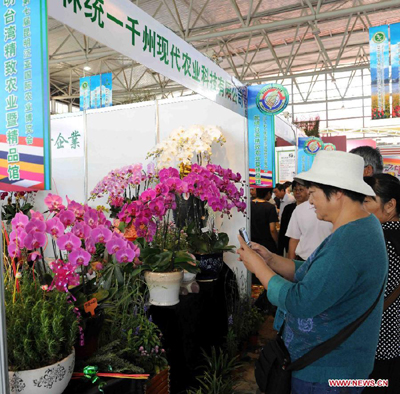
xmin=251 ymin=188 xmax=279 ymax=254
xmin=363 ymin=174 xmax=400 ymax=393
xmin=350 ymin=146 xmax=383 ymax=176
xmin=285 ymin=184 xmax=333 ymax=261
xmin=277 ymin=180 xmax=309 ymax=256
xmin=283 ymin=181 xmax=293 ymax=195
xmin=238 ymin=150 xmax=387 ymax=393
xmin=273 ymin=183 xmax=295 ymax=221
xmin=250 ymin=187 xmax=257 ymax=200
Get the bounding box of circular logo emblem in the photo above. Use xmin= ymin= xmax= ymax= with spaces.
xmin=372 ymin=32 xmax=386 ymax=44
xmin=304 ymin=137 xmax=323 ymax=156
xmin=323 ymin=143 xmax=336 ymax=151
xmin=256 ymin=84 xmax=289 ymax=115
xmin=81 ymin=81 xmax=89 ymax=90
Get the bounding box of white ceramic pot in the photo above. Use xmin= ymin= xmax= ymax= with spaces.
xmin=9 ymin=348 xmax=75 ymax=394
xmin=144 ymin=270 xmax=183 ymax=306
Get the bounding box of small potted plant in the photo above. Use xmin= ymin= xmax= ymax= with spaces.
xmin=5 ymin=268 xmax=79 ymax=394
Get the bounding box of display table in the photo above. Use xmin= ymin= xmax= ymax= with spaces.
xmin=150 ymin=264 xmax=237 ymax=393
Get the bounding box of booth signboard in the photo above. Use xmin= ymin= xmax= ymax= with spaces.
xmin=369 ymin=25 xmax=390 ymax=119
xmin=80 ymin=77 xmax=91 ymax=111
xmin=80 ymin=73 xmax=113 ymax=110
xmin=248 ymin=84 xmax=289 ymax=187
xmin=0 ymin=0 xmax=51 ymax=191
xmin=49 ymin=0 xmax=245 ymax=117
xmin=275 ymin=147 xmax=296 ymax=183
xmin=391 ymin=23 xmax=400 ymax=118
xmin=90 ymin=75 xmax=101 ymax=109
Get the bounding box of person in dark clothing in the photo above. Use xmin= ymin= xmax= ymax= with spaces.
xmin=277 ymin=180 xmax=309 ymax=256
xmin=251 ymin=188 xmax=278 ymax=253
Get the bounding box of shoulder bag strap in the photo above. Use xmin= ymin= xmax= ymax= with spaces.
xmin=286 ymin=281 xmax=386 ymax=372
xmin=384 ymin=283 xmax=400 ymax=310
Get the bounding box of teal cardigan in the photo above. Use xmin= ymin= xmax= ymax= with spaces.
xmin=267 ymin=214 xmax=388 ymax=383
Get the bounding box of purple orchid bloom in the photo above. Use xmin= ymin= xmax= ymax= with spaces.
xmin=140 ymin=189 xmax=157 ymax=203
xmin=30 ymin=210 xmax=44 ymax=221
xmin=49 ymin=260 xmax=80 ymax=292
xmin=116 ymin=247 xmax=135 ymax=263
xmin=91 ymin=226 xmax=112 ymax=244
xmin=8 ymin=243 xmax=21 ymax=259
xmin=24 ymin=232 xmax=47 ymax=250
xmin=29 ymin=251 xmax=41 ymax=262
xmin=106 ymin=237 xmax=126 ymax=254
xmin=84 ymin=209 xmax=99 ymax=229
xmin=10 ymin=230 xmax=27 ymax=247
xmin=11 ymin=212 xmax=29 ymax=231
xmin=69 ymin=248 xmax=91 ymax=266
xmin=59 ymin=209 xmax=76 ymax=227
xmin=25 ymin=219 xmax=46 ymax=234
xmin=44 ymin=193 xmax=65 ymax=211
xmin=57 ymin=233 xmax=81 ymax=252
xmin=85 ymin=238 xmax=97 ymax=254
xmin=45 ymin=217 xmax=65 ymax=238
xmin=66 ymin=198 xmax=85 ymax=219
xmin=72 ymin=222 xmax=91 ymax=239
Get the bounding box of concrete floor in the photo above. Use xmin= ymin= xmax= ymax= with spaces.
xmin=233 ymin=315 xmax=277 ymax=394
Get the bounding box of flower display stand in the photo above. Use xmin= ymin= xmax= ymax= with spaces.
xmin=146 ymin=368 xmax=170 ymax=394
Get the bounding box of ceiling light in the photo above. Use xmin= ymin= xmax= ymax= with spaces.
xmin=83 ymin=65 xmax=91 ymax=71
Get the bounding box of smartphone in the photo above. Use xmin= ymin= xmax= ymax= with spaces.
xmin=239 ymin=227 xmax=251 ymax=247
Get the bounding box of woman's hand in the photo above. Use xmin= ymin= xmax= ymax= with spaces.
xmin=237 ymin=235 xmax=268 ymax=275
xmin=250 ymin=242 xmax=274 ymax=265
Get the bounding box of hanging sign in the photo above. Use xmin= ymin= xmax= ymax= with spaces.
xmin=48 ymin=0 xmax=246 ymax=117
xmin=297 ymin=137 xmax=323 ymax=173
xmin=90 ymin=75 xmax=101 ymax=109
xmin=248 ymin=84 xmax=289 ymax=187
xmin=80 ymin=77 xmax=91 ymax=111
xmin=369 ymin=25 xmax=390 ymax=119
xmin=391 ymin=23 xmax=400 ymax=118
xmin=101 ymin=73 xmax=112 ymax=108
xmin=0 ymin=0 xmax=51 ymax=191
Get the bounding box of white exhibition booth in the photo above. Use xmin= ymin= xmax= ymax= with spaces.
xmin=35 ymin=94 xmax=299 ymax=287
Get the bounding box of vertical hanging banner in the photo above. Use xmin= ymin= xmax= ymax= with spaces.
xmin=0 ymin=0 xmax=51 ymax=191
xmin=80 ymin=77 xmax=91 ymax=111
xmin=370 ymin=25 xmax=390 ymax=119
xmin=248 ymin=84 xmax=289 ymax=187
xmin=297 ymin=137 xmax=324 ymax=173
xmin=391 ymin=23 xmax=400 ymax=118
xmin=101 ymin=73 xmax=112 ymax=107
xmin=90 ymin=75 xmax=101 ymax=109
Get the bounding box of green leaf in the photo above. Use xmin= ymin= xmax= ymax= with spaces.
xmin=177 ymin=262 xmax=200 ymax=273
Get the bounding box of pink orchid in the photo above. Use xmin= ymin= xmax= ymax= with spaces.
xmin=59 ymin=209 xmax=76 ymax=227
xmin=106 ymin=237 xmax=126 ymax=254
xmin=91 ymin=226 xmax=112 ymax=244
xmin=11 ymin=212 xmax=29 ymax=230
xmin=24 ymin=232 xmax=47 ymax=250
xmin=57 ymin=233 xmax=81 ymax=252
xmin=25 ymin=219 xmax=46 ymax=234
xmin=84 ymin=209 xmax=98 ymax=229
xmin=49 ymin=260 xmax=80 ymax=292
xmin=44 ymin=193 xmax=65 ymax=211
xmin=69 ymin=248 xmax=91 ymax=266
xmin=85 ymin=238 xmax=96 ymax=254
xmin=72 ymin=222 xmax=91 ymax=239
xmin=8 ymin=243 xmax=21 ymax=259
xmin=29 ymin=251 xmax=41 ymax=261
xmin=30 ymin=210 xmax=44 ymax=221
xmin=10 ymin=230 xmax=27 ymax=246
xmin=46 ymin=217 xmax=65 ymax=238
xmin=115 ymin=247 xmax=136 ymax=263
xmin=67 ymin=198 xmax=85 ymax=219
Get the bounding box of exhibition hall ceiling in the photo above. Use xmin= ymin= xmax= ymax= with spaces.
xmin=48 ymin=0 xmax=400 ymax=107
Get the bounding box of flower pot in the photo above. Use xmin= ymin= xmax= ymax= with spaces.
xmin=144 ymin=271 xmax=183 ymax=306
xmin=195 ymin=252 xmax=224 ymax=281
xmin=9 ymin=348 xmax=75 ymax=394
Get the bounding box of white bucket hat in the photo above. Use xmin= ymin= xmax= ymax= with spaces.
xmin=294 ymin=150 xmax=375 ymax=196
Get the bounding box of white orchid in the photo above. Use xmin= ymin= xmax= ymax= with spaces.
xmin=147 ymin=125 xmax=226 ymax=170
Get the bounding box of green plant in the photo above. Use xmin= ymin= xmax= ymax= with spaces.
xmin=246 ymin=305 xmax=265 ymax=336
xmin=1 ymin=191 xmax=35 ymax=223
xmin=187 ymin=347 xmax=240 ymax=394
xmin=5 ymin=274 xmax=79 ymax=371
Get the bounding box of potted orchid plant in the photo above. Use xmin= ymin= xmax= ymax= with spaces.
xmin=6 ymin=193 xmax=141 ymax=359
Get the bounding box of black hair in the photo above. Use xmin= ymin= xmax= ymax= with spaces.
xmin=283 ymin=181 xmax=292 ymax=189
xmin=256 ymin=188 xmax=273 ymax=199
xmin=349 ymin=146 xmax=383 ymax=174
xmin=273 ymin=183 xmax=286 ymax=191
xmin=292 ymin=180 xmax=305 ymax=189
xmin=364 ymin=174 xmax=400 ymax=215
xmin=303 ymin=181 xmax=365 ymax=203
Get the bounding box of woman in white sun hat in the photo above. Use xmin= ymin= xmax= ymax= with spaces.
xmin=238 ymin=150 xmax=388 ymax=394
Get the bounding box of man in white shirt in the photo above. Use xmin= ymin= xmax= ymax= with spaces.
xmin=285 ymin=199 xmax=333 ymax=260
xmin=273 ymin=183 xmax=295 ymax=221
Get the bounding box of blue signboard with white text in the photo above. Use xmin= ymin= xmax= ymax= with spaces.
xmin=101 ymin=73 xmax=112 ymax=107
xmin=0 ymin=0 xmax=51 ymax=191
xmin=80 ymin=73 xmax=113 ymax=110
